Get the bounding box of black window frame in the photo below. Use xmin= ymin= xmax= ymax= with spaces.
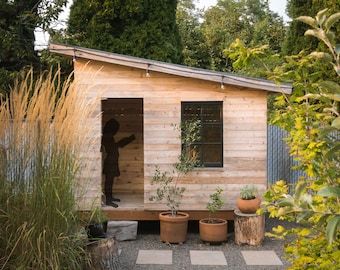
xmin=181 ymin=101 xmax=223 ymax=168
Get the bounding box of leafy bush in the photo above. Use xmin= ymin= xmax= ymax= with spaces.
xmin=226 ymin=8 xmax=340 ymax=269
xmin=0 ymin=69 xmax=97 ymax=269
xmin=257 ymin=9 xmax=340 ymax=269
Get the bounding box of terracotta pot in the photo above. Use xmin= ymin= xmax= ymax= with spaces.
xmin=236 ymin=197 xmax=261 ymax=214
xmin=199 ymin=218 xmax=228 ymax=243
xmin=159 ymin=212 xmax=189 ymax=243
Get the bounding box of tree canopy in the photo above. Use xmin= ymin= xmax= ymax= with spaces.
xmin=64 ymin=0 xmax=183 ymax=63
xmin=201 ymin=0 xmax=286 ymax=71
xmin=0 ymin=0 xmax=67 ymax=96
xmin=283 ymin=0 xmax=340 ymax=54
xmin=176 ymin=0 xmax=210 ymax=68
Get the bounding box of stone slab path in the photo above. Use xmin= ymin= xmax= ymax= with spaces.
xmin=136 ymin=250 xmax=172 ymax=265
xmin=117 ymin=219 xmax=293 ymax=270
xmin=190 ymin=250 xmax=228 ymax=266
xmin=119 ymin=234 xmax=288 ymax=269
xmin=135 ymin=249 xmax=282 ymax=268
xmin=241 ymin=251 xmax=283 ymax=266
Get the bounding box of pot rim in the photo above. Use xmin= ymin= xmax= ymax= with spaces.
xmin=237 ymin=197 xmax=261 ymax=201
xmin=159 ymin=211 xmax=189 ymax=222
xmin=199 ymin=218 xmax=227 ymax=225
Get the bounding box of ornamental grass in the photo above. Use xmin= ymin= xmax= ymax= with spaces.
xmin=0 ymin=68 xmax=98 ymax=269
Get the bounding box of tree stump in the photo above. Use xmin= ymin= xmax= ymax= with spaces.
xmin=86 ymin=237 xmax=120 ymax=270
xmin=234 ymin=209 xmax=265 ymax=246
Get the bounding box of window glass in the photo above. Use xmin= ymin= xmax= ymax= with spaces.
xmin=181 ymin=102 xmax=223 ymax=167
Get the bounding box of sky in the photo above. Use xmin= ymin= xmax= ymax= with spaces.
xmin=35 ymin=0 xmax=289 ymax=50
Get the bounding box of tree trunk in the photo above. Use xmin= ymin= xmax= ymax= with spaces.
xmin=234 ymin=209 xmax=265 ymax=246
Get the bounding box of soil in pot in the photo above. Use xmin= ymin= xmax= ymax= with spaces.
xmin=236 ymin=197 xmax=261 ymax=214
xmin=159 ymin=212 xmax=189 ymax=244
xmin=199 ymin=218 xmax=228 ymax=243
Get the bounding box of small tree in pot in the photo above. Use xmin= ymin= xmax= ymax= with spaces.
xmin=149 ymin=120 xmax=200 ymax=244
xmin=199 ymin=187 xmax=228 ymax=243
xmin=237 ymin=185 xmax=261 ymax=214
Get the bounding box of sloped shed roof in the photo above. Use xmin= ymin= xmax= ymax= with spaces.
xmin=49 ymin=43 xmax=292 ymax=94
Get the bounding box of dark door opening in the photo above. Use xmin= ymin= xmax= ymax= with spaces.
xmin=101 ymin=98 xmax=144 ymax=209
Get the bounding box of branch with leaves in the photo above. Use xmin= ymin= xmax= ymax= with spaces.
xmin=149 ymin=120 xmax=201 ymax=216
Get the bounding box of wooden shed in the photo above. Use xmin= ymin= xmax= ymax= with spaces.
xmin=49 ymin=43 xmax=292 ymax=220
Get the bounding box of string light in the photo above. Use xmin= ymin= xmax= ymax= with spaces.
xmin=72 ymin=49 xmax=76 ymax=62
xmin=146 ymin=64 xmax=150 ymax=77
xmin=220 ymin=76 xmax=225 ymax=89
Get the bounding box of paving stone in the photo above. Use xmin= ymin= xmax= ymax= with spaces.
xmin=190 ymin=250 xmax=227 ymax=266
xmin=241 ymin=250 xmax=283 ymax=265
xmin=136 ymin=250 xmax=172 ymax=265
xmin=106 ymin=221 xmax=138 ymax=241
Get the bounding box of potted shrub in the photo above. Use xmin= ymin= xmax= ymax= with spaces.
xmin=236 ymin=185 xmax=261 ymax=214
xmin=149 ymin=120 xmax=200 ymax=244
xmin=199 ymin=187 xmax=228 ymax=243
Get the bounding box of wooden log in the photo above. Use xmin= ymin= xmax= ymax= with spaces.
xmin=234 ymin=209 xmax=264 ymax=246
xmin=86 ymin=237 xmax=120 ymax=270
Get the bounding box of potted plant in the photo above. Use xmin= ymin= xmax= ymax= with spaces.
xmin=149 ymin=120 xmax=200 ymax=244
xmin=236 ymin=185 xmax=261 ymax=214
xmin=199 ymin=187 xmax=227 ymax=243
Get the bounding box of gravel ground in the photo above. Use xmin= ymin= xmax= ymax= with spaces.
xmin=116 ymin=218 xmax=294 ymax=270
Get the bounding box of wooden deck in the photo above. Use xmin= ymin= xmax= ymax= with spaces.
xmin=102 ymin=193 xmax=235 ymax=221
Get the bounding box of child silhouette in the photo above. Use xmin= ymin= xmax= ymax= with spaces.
xmin=102 ymin=118 xmax=135 ymax=207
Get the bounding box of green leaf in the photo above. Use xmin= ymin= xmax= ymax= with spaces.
xmin=325 ymin=12 xmax=340 ymax=30
xmin=326 ymin=215 xmax=340 ymax=244
xmin=296 ymin=16 xmax=317 ymax=28
xmin=326 ymin=143 xmax=340 ymax=159
xmin=318 ymin=186 xmax=340 ymax=197
xmin=294 ymin=181 xmax=307 ymax=200
xmin=296 ymin=212 xmax=312 ymax=223
xmin=332 ymin=117 xmax=340 ymax=129
xmin=318 ymin=81 xmax=340 ymax=94
xmin=326 ymin=32 xmax=336 ymax=46
xmin=278 ymin=197 xmax=294 ymax=207
xmin=335 ymin=44 xmax=340 ymax=55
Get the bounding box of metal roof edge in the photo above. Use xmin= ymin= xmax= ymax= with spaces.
xmin=49 ymin=42 xmax=292 ymax=94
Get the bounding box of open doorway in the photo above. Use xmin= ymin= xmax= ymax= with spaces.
xmin=101 ymin=98 xmax=143 ymax=209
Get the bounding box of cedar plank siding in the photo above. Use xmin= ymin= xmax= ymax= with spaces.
xmin=75 ymin=59 xmax=267 ymax=211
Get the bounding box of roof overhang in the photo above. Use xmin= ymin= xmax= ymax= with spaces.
xmin=49 ymin=43 xmax=292 ymax=94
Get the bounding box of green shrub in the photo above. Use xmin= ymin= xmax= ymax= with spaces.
xmin=258 ymin=9 xmax=340 ymax=269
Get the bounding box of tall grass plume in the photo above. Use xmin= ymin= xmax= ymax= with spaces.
xmin=0 ymin=68 xmax=98 ymax=269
